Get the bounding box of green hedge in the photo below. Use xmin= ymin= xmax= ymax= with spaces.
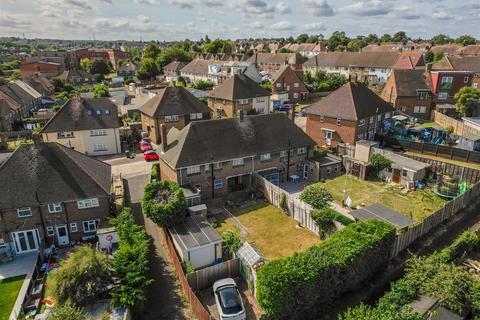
xmin=150 ymin=163 xmax=160 ymax=181
xmin=142 ymin=180 xmax=187 ymax=226
xmin=256 ymin=220 xmax=396 ymax=318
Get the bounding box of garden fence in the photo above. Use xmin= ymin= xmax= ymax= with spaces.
xmin=187 ymin=258 xmax=240 ymax=292
xmin=161 ymin=227 xmax=212 ymax=320
xmin=391 ymin=182 xmax=480 ymax=257
xmin=433 ymin=111 xmax=480 ymax=137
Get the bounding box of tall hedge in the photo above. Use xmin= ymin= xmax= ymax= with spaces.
xmin=256 ymin=220 xmax=396 ymax=318
xmin=142 ymin=180 xmax=187 ymax=226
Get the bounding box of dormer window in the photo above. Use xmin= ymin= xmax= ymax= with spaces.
xmin=96 ymin=110 xmax=102 ymax=115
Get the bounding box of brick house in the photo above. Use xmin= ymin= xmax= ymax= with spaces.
xmin=381 ymin=69 xmax=434 ymax=120
xmin=0 ymin=142 xmax=112 ymax=254
xmin=158 ymin=113 xmax=316 ymax=200
xmin=20 ymin=60 xmax=62 ymax=79
xmin=271 ymin=65 xmax=309 ymax=103
xmin=163 ymin=61 xmax=187 ymax=82
xmin=207 ymin=73 xmax=271 ymax=118
xmin=41 ymin=98 xmax=121 ymax=155
xmin=247 ymin=52 xmax=304 ymax=75
xmin=69 ymin=48 xmax=128 ymax=69
xmin=304 ymin=82 xmax=395 ymax=148
xmin=58 ymin=69 xmax=96 ymax=86
xmin=139 ymin=86 xmax=211 ymax=144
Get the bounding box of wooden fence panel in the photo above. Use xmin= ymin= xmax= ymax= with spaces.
xmin=187 ymin=259 xmax=240 ymax=292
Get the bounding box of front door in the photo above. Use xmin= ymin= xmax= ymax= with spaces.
xmin=392 ymin=169 xmax=401 ymax=183
xmin=56 ymin=225 xmax=69 ymax=246
xmin=12 ymin=229 xmax=40 ymax=253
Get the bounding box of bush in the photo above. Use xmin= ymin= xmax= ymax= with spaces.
xmin=222 ymin=230 xmax=242 ymax=255
xmin=192 ymin=79 xmax=214 ymax=90
xmin=92 ymin=83 xmax=110 ymax=98
xmin=299 ymin=183 xmax=333 ymax=209
xmin=310 ymin=207 xmax=336 ymax=239
xmin=53 ymin=245 xmax=113 ymax=306
xmin=151 ymin=163 xmax=160 ymax=181
xmin=181 ymin=261 xmax=195 ymax=274
xmin=46 ymin=300 xmax=87 ymax=320
xmin=369 ymin=153 xmax=393 ymax=173
xmin=142 ymin=180 xmax=187 ymax=226
xmin=256 ymin=220 xmax=396 ymax=318
xmin=313 ymin=147 xmax=329 ymax=157
xmin=110 ymin=207 xmax=153 ymax=308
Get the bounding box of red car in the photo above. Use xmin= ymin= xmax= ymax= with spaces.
xmin=144 ymin=150 xmax=159 ymax=162
xmin=139 ymin=141 xmax=152 ymax=153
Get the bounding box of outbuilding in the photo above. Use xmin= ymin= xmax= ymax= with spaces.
xmin=351 ymin=203 xmax=414 ymax=231
xmin=169 ymin=215 xmax=222 ymax=269
xmin=379 ymin=153 xmax=430 ymax=187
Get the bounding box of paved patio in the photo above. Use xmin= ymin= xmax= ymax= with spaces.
xmin=278 ymin=180 xmax=312 ymax=197
xmin=0 ymin=252 xmax=38 ymax=280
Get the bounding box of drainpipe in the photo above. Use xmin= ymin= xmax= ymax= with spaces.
xmin=210 ymin=159 xmax=215 ymax=199
xmin=34 ymin=191 xmax=48 ymax=245
xmin=62 ymin=201 xmax=72 ymax=244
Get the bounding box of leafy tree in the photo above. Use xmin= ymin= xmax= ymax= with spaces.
xmin=392 ymin=31 xmax=408 ymax=43
xmin=64 ymin=83 xmax=75 ymax=93
xmin=142 ymin=180 xmax=187 ymax=226
xmin=305 ymin=70 xmax=347 ymax=92
xmin=46 ymin=301 xmax=87 ymax=320
xmin=379 ymin=33 xmax=392 ymax=44
xmin=456 ymin=35 xmax=476 ymax=46
xmin=143 ymin=43 xmax=161 ymax=59
xmin=424 ymin=50 xmax=434 ymax=63
xmin=327 ymin=31 xmax=350 ymax=51
xmin=222 ymin=230 xmax=242 ymax=255
xmin=455 ymin=86 xmax=480 ymax=117
xmin=365 ymin=33 xmax=379 ymax=44
xmin=368 ymin=153 xmax=393 ymax=173
xmin=88 ymin=58 xmax=111 ymax=75
xmin=52 ymin=245 xmax=113 ymax=306
xmin=296 ymin=33 xmax=309 ymax=44
xmin=176 ymin=76 xmax=187 ymax=87
xmin=278 ymin=48 xmax=293 ymax=53
xmin=347 ymin=37 xmax=367 ymax=52
xmin=92 ymin=83 xmax=110 ymax=98
xmin=8 ymin=70 xmax=21 ymax=80
xmin=156 ymin=46 xmax=192 ymax=72
xmin=311 ymin=207 xmax=336 ymax=239
xmin=192 ymin=79 xmax=214 ymax=90
xmin=204 ymin=39 xmax=233 ymax=54
xmin=51 ymin=77 xmax=64 ymax=92
xmin=434 ymin=51 xmax=444 ymax=62
xmin=137 ymin=57 xmax=159 ymax=80
xmin=260 ymin=80 xmax=272 ymax=92
xmin=0 ymin=77 xmax=7 ymax=86
xmin=431 ymin=34 xmax=452 ymax=45
xmin=299 ymin=183 xmax=333 ymax=209
xmin=79 ymin=58 xmax=90 ymax=71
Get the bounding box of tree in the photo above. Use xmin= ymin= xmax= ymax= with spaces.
xmin=222 ymin=230 xmax=241 ymax=255
xmin=347 ymin=37 xmax=367 ymax=52
xmin=365 ymin=34 xmax=379 ymax=44
xmin=88 ymin=58 xmax=111 ymax=75
xmin=137 ymin=57 xmax=159 ymax=80
xmin=79 ymin=58 xmax=90 ymax=71
xmin=424 ymin=50 xmax=434 ymax=63
xmin=299 ymin=183 xmax=333 ymax=209
xmin=92 ymin=83 xmax=110 ymax=98
xmin=47 ymin=301 xmax=87 ymax=320
xmin=368 ymin=153 xmax=393 ymax=173
xmin=327 ymin=31 xmax=350 ymax=51
xmin=156 ymin=46 xmax=192 ymax=72
xmin=455 ymin=86 xmax=480 ymax=117
xmin=142 ymin=180 xmax=187 ymax=226
xmin=143 ymin=43 xmax=161 ymax=59
xmin=278 ymin=48 xmax=293 ymax=53
xmin=433 ymin=51 xmax=444 ymax=62
xmin=53 ymin=245 xmax=113 ymax=306
xmin=392 ymin=31 xmax=408 ymax=43
xmin=431 ymin=34 xmax=452 ymax=46
xmin=296 ymin=33 xmax=309 ymax=44
xmin=456 ymin=35 xmax=476 ymax=46
xmin=51 ymin=77 xmax=64 ymax=92
xmin=379 ymin=33 xmax=392 ymax=44
xmin=204 ymin=39 xmax=233 ymax=54
xmin=260 ymin=80 xmax=272 ymax=92
xmin=8 ymin=70 xmax=21 ymax=80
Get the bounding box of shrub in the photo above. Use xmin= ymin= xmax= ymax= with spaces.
xmin=310 ymin=207 xmax=336 ymax=239
xmin=299 ymin=183 xmax=333 ymax=209
xmin=368 ymin=153 xmax=393 ymax=173
xmin=256 ymin=220 xmax=396 ymax=318
xmin=151 ymin=163 xmax=160 ymax=181
xmin=46 ymin=300 xmax=87 ymax=320
xmin=142 ymin=180 xmax=187 ymax=226
xmin=92 ymin=83 xmax=110 ymax=98
xmin=222 ymin=230 xmax=242 ymax=255
xmin=110 ymin=207 xmax=153 ymax=308
xmin=53 ymin=245 xmax=113 ymax=306
xmin=192 ymin=79 xmax=214 ymax=90
xmin=181 ymin=261 xmax=195 ymax=274
xmin=313 ymin=147 xmax=329 ymax=157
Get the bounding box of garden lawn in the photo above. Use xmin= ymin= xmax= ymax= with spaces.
xmin=320 ymin=175 xmax=448 ymax=222
xmin=216 ymin=203 xmax=320 ymax=260
xmin=0 ymin=275 xmax=25 ymax=320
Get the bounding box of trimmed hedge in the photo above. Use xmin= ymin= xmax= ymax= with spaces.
xmin=256 ymin=220 xmax=396 ymax=318
xmin=150 ymin=163 xmax=160 ymax=181
xmin=142 ymin=180 xmax=187 ymax=226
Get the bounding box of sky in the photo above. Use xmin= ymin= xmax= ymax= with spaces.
xmin=1 ymin=0 xmax=480 ymax=41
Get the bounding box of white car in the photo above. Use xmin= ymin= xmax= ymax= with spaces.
xmin=213 ymin=278 xmax=246 ymax=320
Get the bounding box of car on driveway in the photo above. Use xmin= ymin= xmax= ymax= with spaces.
xmin=144 ymin=150 xmax=159 ymax=162
xmin=213 ymin=278 xmax=246 ymax=320
xmin=139 ymin=140 xmax=153 ymax=153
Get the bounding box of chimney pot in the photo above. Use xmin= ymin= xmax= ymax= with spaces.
xmin=160 ymin=124 xmax=168 ymax=152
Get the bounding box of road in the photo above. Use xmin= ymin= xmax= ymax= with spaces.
xmin=122 ymin=171 xmax=193 ymax=320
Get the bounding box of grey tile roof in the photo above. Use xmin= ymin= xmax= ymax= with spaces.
xmin=385 ymin=153 xmax=430 ymax=171
xmin=351 ymin=203 xmax=414 ymax=230
xmin=138 ymin=86 xmax=210 ymax=118
xmin=58 ymin=69 xmax=95 ymax=82
xmin=169 ymin=215 xmax=222 ymax=251
xmin=303 ymin=82 xmax=394 ymax=121
xmin=0 ymin=83 xmax=38 ymax=106
xmin=42 ymin=98 xmax=120 ymax=133
xmin=180 ymin=59 xmax=216 ymax=75
xmin=0 ymin=142 xmax=111 ymax=209
xmin=304 ymin=52 xmax=400 ymax=69
xmin=163 ymin=61 xmax=187 ymax=72
xmin=207 ymin=73 xmax=271 ymax=100
xmin=161 ymin=113 xmax=316 ymax=168
xmin=391 ymin=69 xmax=432 ymax=97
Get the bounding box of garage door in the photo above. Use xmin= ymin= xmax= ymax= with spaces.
xmin=263 ymin=172 xmax=279 ymax=185
xmin=189 ymin=245 xmax=215 ymax=269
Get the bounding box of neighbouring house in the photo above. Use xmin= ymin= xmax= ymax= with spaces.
xmin=117 ymin=62 xmax=137 ymax=77
xmin=19 ymin=60 xmax=62 ymax=79
xmin=381 ymin=69 xmax=434 ymax=120
xmin=431 ymin=44 xmax=480 ymax=57
xmin=432 ymin=56 xmax=480 ymax=90
xmin=304 ymin=82 xmax=395 ymax=149
xmin=158 ymin=113 xmax=316 ymax=199
xmin=58 ymin=69 xmax=96 ymax=86
xmin=169 ymin=214 xmax=222 ymax=269
xmin=180 ymin=59 xmax=220 ymax=84
xmin=271 ymin=65 xmax=309 ymax=104
xmin=207 ymin=73 xmax=271 ymax=118
xmin=362 ymin=41 xmax=431 ymax=53
xmin=303 ymin=52 xmax=400 ymax=85
xmin=41 ymin=98 xmax=121 ymax=155
xmin=0 ymin=142 xmax=112 ymax=254
xmin=25 ymin=75 xmax=55 ymax=96
xmin=429 ymin=67 xmax=473 ymax=115
xmin=247 ymin=52 xmax=305 ymax=75
xmin=36 ymin=50 xmax=71 ymax=69
xmin=280 ymin=43 xmax=326 ymax=57
xmin=68 ymin=48 xmax=128 ymax=69
xmin=391 ymin=51 xmax=425 ymax=70
xmin=0 ymin=98 xmax=22 ymax=132
xmin=0 ymin=132 xmax=7 ymax=150
xmin=163 ymin=61 xmax=187 ymax=83
xmin=463 ymin=117 xmax=480 ymax=132
xmin=139 ymin=86 xmax=211 ymax=144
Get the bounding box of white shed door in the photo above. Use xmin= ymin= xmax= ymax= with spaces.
xmin=189 ymin=246 xmax=215 ymax=269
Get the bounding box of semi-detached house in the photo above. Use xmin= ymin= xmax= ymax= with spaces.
xmin=158 ymin=113 xmax=316 ymax=200
xmin=41 ymin=98 xmax=121 ymax=156
xmin=0 ymin=142 xmax=112 ymax=254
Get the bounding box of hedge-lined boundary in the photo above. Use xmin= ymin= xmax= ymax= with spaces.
xmin=256 ymin=220 xmax=396 ymax=318
xmin=142 ymin=180 xmax=187 ymax=226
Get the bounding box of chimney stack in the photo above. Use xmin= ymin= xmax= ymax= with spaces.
xmin=289 ymin=108 xmax=295 ymax=122
xmin=239 ymin=110 xmax=244 ymax=121
xmin=160 ymin=124 xmax=168 ymax=153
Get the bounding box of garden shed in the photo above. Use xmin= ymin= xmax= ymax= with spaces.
xmin=378 ymin=153 xmax=430 ymax=187
xmin=169 ymin=215 xmax=222 ymax=269
xmin=236 ymin=242 xmax=267 ymax=296
xmin=456 ymin=132 xmax=480 ymax=151
xmin=351 ymin=203 xmax=414 ymax=230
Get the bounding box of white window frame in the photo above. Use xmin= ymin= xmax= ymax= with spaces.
xmin=17 ymin=207 xmax=32 ymax=218
xmin=293 ymin=92 xmax=298 ymax=99
xmin=320 ymin=115 xmax=325 ymax=122
xmin=414 ymin=106 xmax=427 ymax=114
xmin=358 ymin=119 xmax=365 ymax=126
xmin=186 ymin=165 xmax=201 ymax=175
xmin=276 ymin=83 xmax=281 ymax=88
xmin=377 ymin=114 xmax=382 ymax=122
xmin=256 ymin=97 xmax=265 ymax=103
xmin=214 ymin=162 xmax=223 ymax=169
xmin=232 ymin=158 xmax=244 ymax=166
xmin=357 ymin=133 xmax=364 ymax=140
xmin=47 ymin=226 xmax=55 ymax=237
xmin=464 ymin=76 xmax=469 ymax=83
xmin=77 ymin=198 xmax=99 ymax=210
xmin=57 ymin=131 xmax=74 ymax=138
xmin=90 ymin=129 xmax=107 ymax=136
xmin=238 ymin=99 xmax=249 ymax=105
xmin=280 ymin=150 xmax=288 ymax=158
xmin=297 ymin=147 xmax=307 ymax=155
xmin=214 ymin=179 xmax=223 ymax=189
xmin=260 ymin=153 xmax=271 ymax=161
xmin=93 ymin=144 xmax=107 ymax=152
xmin=437 ymin=92 xmax=448 ymax=100
xmin=70 ymin=223 xmax=78 ymax=233
xmin=325 ymin=131 xmax=333 ymax=140
xmin=48 ymin=203 xmax=62 ymax=213
xmin=165 ymin=115 xmax=179 ymax=122
xmin=294 ymin=82 xmax=299 ymax=88
xmin=83 ymin=219 xmax=100 ymax=233
xmin=190 ymin=113 xmax=203 ymax=120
